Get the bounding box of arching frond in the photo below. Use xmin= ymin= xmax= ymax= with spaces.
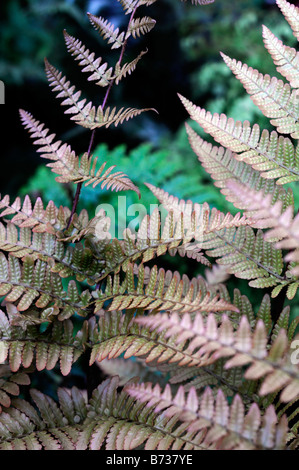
xmin=127 ymin=383 xmax=288 ymax=450
xmin=221 ymin=53 xmax=299 ymax=139
xmin=136 ymin=311 xmax=299 ymax=402
xmin=114 ymin=49 xmax=147 ymax=85
xmin=262 ymin=25 xmax=299 ymax=89
xmin=179 ymin=95 xmax=299 ymax=184
xmin=19 ymin=110 xmax=140 ymax=196
xmin=94 ymin=263 xmax=238 ymax=314
xmin=146 ymin=184 xmax=285 ymax=289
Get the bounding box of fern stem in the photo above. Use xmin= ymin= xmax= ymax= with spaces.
xmin=67 ymin=5 xmax=139 ymax=229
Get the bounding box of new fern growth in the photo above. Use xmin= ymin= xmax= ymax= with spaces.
xmin=0 ymin=0 xmax=299 ymax=451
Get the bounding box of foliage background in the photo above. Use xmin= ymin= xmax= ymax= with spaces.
xmin=1 ymin=0 xmax=299 ymax=393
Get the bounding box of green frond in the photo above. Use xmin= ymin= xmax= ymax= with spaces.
xmin=136 ymin=311 xmax=299 ymax=402
xmin=179 ymin=95 xmax=299 ymax=184
xmin=127 ymin=383 xmax=288 ymax=450
xmin=94 ymin=262 xmax=238 ymax=314
xmin=0 ymin=313 xmax=86 ymax=375
xmin=63 ymin=30 xmax=113 ymax=87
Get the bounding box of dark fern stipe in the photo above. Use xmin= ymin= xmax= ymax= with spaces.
xmin=0 ymin=0 xmax=298 ymax=450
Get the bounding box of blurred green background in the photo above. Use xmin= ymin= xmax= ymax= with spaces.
xmin=1 ymin=0 xmax=298 ymax=305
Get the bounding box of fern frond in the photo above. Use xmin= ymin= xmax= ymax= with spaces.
xmin=114 ymin=49 xmax=147 ymax=85
xmin=277 ymin=0 xmax=299 ymax=42
xmin=221 ymin=52 xmax=299 ymax=138
xmin=146 ymin=184 xmax=285 ymax=289
xmin=0 ymin=193 xmax=69 ymax=234
xmin=262 ymin=25 xmax=299 ymax=89
xmin=0 ymin=376 xmax=243 ymax=450
xmin=0 ymin=313 xmax=86 ymax=375
xmin=87 ymin=14 xmax=126 ymax=49
xmin=127 ymin=16 xmax=156 ymax=39
xmin=20 ymin=110 xmax=140 ymax=195
xmin=227 ymin=180 xmax=299 ymax=280
xmin=0 ymin=220 xmax=104 ymax=285
xmin=0 ymin=254 xmax=91 ymax=318
xmin=94 ymin=262 xmax=238 ymax=314
xmin=185 ymin=124 xmax=294 ymax=207
xmin=45 ymin=61 xmax=155 ymax=128
xmin=97 ymin=208 xmax=210 ymax=280
xmin=63 ymin=31 xmax=113 ymax=87
xmin=127 ymin=383 xmax=288 ymax=450
xmin=0 ymin=366 xmax=31 ymax=412
xmin=0 ymin=386 xmax=89 ymax=449
xmin=179 ymin=95 xmax=299 ymax=184
xmin=117 ymin=0 xmax=158 ymax=15
xmin=136 ymin=312 xmax=299 ymax=402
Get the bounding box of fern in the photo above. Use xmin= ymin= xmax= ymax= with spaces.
xmin=2 ymin=0 xmax=299 ymax=452
xmin=127 ymin=382 xmax=288 ymax=450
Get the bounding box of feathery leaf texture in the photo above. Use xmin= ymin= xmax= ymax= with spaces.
xmin=63 ymin=30 xmax=113 ymax=87
xmin=262 ymin=25 xmax=299 ymax=89
xmin=227 ymin=180 xmax=299 ymax=280
xmin=44 ymin=60 xmax=155 ymax=130
xmin=19 ymin=109 xmax=140 ymax=196
xmin=185 ymin=124 xmax=295 ymax=207
xmin=97 ymin=207 xmax=212 ymax=280
xmin=4 ymin=375 xmax=279 ymax=451
xmin=0 ymin=194 xmax=70 ymax=234
xmin=136 ymin=312 xmax=299 ymax=402
xmin=0 ymin=219 xmax=105 ymax=285
xmin=277 ymin=0 xmax=299 ymax=42
xmin=220 ymin=52 xmax=299 ymax=139
xmin=146 ymin=184 xmax=285 ymax=288
xmin=94 ymin=262 xmax=238 ymax=314
xmin=0 ymin=253 xmax=91 ymax=318
xmin=0 ymin=312 xmax=86 ymax=375
xmin=127 ymin=383 xmax=288 ymax=450
xmin=179 ymin=95 xmax=299 ymax=185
